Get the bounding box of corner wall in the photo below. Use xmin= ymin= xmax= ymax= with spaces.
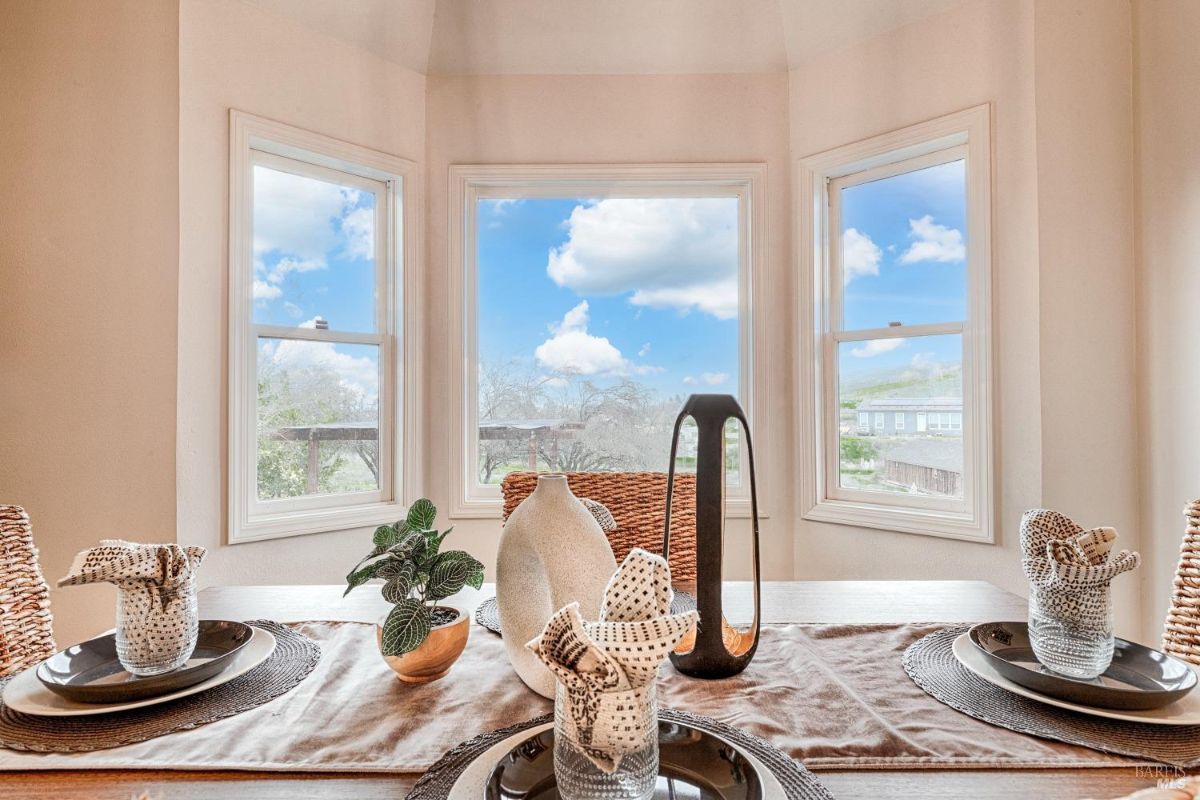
xmin=0 ymin=0 xmax=181 ymax=645
xmin=1134 ymin=0 xmax=1200 ymax=643
xmin=175 ymin=0 xmax=426 ymax=587
xmin=788 ymin=0 xmax=1052 ymax=627
xmin=424 ymin=73 xmax=796 ymax=582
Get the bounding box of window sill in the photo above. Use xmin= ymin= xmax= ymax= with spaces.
xmin=231 ymin=501 xmax=406 ymax=544
xmin=803 ymin=497 xmax=991 ymax=543
xmin=452 ymin=495 xmax=769 ymax=521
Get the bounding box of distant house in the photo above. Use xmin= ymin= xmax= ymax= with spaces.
xmin=853 ymin=397 xmax=962 ymax=437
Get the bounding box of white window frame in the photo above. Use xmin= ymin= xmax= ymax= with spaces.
xmin=228 ymin=111 xmax=421 ymax=544
xmin=895 ymin=413 xmax=905 ymax=431
xmin=797 ymin=105 xmax=994 ymax=543
xmin=858 ymin=412 xmax=870 ymax=429
xmin=874 ymin=413 xmax=884 ymax=430
xmin=447 ymin=164 xmax=768 ymax=519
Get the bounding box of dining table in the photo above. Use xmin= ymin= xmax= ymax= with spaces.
xmin=0 ymin=580 xmax=1158 ymax=800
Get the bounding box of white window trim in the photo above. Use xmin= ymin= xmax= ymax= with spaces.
xmin=228 ymin=110 xmax=422 ymax=544
xmin=447 ymin=163 xmax=769 ymax=520
xmin=796 ymin=104 xmax=994 ymax=543
xmin=895 ymin=413 xmax=905 ymax=430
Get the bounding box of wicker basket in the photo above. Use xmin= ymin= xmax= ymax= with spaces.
xmin=0 ymin=505 xmax=56 ymax=676
xmin=1163 ymin=500 xmax=1200 ymax=665
xmin=500 ymin=472 xmax=697 ymax=582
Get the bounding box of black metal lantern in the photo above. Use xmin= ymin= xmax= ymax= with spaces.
xmin=663 ymin=393 xmax=760 ymax=678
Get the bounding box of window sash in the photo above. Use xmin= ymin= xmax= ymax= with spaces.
xmin=448 ymin=164 xmax=766 ymax=519
xmin=798 ymin=104 xmax=993 ymax=541
xmin=228 ymin=111 xmax=415 ymax=544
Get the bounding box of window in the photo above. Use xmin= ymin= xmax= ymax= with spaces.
xmin=874 ymin=413 xmax=884 ymax=430
xmin=228 ymin=111 xmax=418 ymax=542
xmin=858 ymin=412 xmax=870 ymax=429
xmin=799 ymin=105 xmax=993 ymax=542
xmin=449 ymin=165 xmax=766 ymax=517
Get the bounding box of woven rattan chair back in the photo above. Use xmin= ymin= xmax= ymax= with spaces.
xmin=0 ymin=505 xmax=56 ymax=676
xmin=1164 ymin=500 xmax=1200 ymax=665
xmin=500 ymin=472 xmax=698 ymax=582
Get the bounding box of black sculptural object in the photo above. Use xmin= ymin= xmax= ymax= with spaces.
xmin=663 ymin=393 xmax=760 ymax=678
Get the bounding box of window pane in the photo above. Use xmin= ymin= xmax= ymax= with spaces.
xmin=256 ymin=337 xmax=380 ymax=499
xmin=251 ymin=163 xmax=377 ymax=333
xmin=840 ymin=159 xmax=966 ymax=330
xmin=475 ymin=196 xmax=740 ymax=485
xmin=838 ymin=334 xmax=963 ymax=498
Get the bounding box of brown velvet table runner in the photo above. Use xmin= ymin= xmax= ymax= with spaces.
xmin=0 ymin=621 xmax=1137 ymax=773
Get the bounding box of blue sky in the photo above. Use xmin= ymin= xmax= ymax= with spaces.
xmin=247 ymin=160 xmax=968 ymax=401
xmin=837 ymin=159 xmax=967 ymax=379
xmin=476 ymin=197 xmax=740 ymax=398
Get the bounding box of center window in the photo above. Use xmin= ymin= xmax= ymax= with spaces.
xmin=450 ymin=166 xmax=763 ymax=516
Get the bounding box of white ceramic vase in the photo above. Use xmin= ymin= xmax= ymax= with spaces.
xmin=497 ymin=474 xmax=618 ymax=698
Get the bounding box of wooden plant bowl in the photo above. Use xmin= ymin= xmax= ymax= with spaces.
xmin=376 ymin=606 xmax=469 ymax=684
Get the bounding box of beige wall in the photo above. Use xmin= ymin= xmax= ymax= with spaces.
xmin=1134 ymin=0 xmax=1200 ymax=641
xmin=1034 ymin=0 xmax=1140 ymax=631
xmin=175 ymin=0 xmax=426 ymax=587
xmin=788 ymin=0 xmax=1049 ymax=625
xmin=0 ymin=0 xmax=180 ymax=645
xmin=425 ymin=73 xmax=795 ymax=582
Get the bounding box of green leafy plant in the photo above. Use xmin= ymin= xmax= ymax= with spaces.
xmin=345 ymin=498 xmax=484 ymax=656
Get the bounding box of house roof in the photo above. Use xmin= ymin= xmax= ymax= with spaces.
xmin=857 ymin=397 xmax=962 ymax=412
xmin=882 ymin=438 xmax=963 ymax=473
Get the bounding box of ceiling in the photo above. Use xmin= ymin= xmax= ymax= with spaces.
xmin=240 ymin=0 xmax=968 ymax=76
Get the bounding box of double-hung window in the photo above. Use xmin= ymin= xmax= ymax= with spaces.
xmin=799 ymin=106 xmax=993 ymax=541
xmin=449 ymin=165 xmax=766 ymax=518
xmin=228 ymin=111 xmax=417 ymax=542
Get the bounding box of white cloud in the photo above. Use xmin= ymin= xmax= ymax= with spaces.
xmin=899 ymin=215 xmax=965 ymax=264
xmin=283 ymin=301 xmax=303 ymax=319
xmin=481 ymin=198 xmax=522 ymax=214
xmin=340 ymin=206 xmax=374 ymax=260
xmin=534 ymin=301 xmax=629 ymax=376
xmin=267 ymin=257 xmax=324 ymax=285
xmin=682 ymin=376 xmax=698 ymax=385
xmin=850 ymin=338 xmax=906 ymax=358
xmin=842 ymin=228 xmax=881 ymax=284
xmin=700 ymin=372 xmax=729 ymax=386
xmin=638 ymin=343 xmax=652 ymax=358
xmin=546 ymin=198 xmax=739 ymax=319
xmin=261 ymin=338 xmax=378 ymax=401
xmin=253 ymin=279 xmax=282 ymax=300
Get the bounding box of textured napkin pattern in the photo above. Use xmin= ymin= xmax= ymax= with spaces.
xmin=1021 ymin=510 xmax=1139 ymax=630
xmin=527 ymin=548 xmax=698 ymax=772
xmin=58 ymin=540 xmax=207 ymax=671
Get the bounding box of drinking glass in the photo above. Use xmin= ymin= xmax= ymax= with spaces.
xmin=554 ymin=681 xmax=659 ymax=800
xmin=1028 ymin=583 xmax=1114 ymax=680
xmin=115 ymin=580 xmax=200 ymax=676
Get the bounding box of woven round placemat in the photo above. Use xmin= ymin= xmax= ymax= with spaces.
xmin=406 ymin=707 xmax=834 ymax=800
xmin=904 ymin=626 xmax=1200 ymax=768
xmin=474 ymin=592 xmax=697 ymax=637
xmin=0 ymin=620 xmax=320 ymax=753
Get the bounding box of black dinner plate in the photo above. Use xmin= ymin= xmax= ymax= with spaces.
xmin=36 ymin=620 xmax=254 ymax=704
xmin=968 ymin=621 xmax=1198 ymax=710
xmin=485 ymin=720 xmax=762 ymax=800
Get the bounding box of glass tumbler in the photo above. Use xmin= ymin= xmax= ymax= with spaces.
xmin=554 ymin=681 xmax=659 ymax=800
xmin=1028 ymin=583 xmax=1115 ymax=680
xmin=115 ymin=580 xmax=200 ymax=676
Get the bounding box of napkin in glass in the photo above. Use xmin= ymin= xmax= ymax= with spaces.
xmin=527 ymin=547 xmax=698 ymax=772
xmin=58 ymin=540 xmax=207 ymax=673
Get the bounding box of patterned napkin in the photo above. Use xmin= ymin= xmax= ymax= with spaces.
xmin=527 ymin=548 xmax=698 ymax=773
xmin=1021 ymin=510 xmax=1139 ymax=629
xmin=58 ymin=541 xmax=207 ymax=669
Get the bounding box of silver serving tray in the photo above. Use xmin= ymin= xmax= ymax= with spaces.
xmin=968 ymin=621 xmax=1198 ymax=710
xmin=485 ymin=719 xmax=763 ymax=800
xmin=36 ymin=620 xmax=254 ymax=704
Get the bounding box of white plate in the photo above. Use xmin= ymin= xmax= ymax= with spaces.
xmin=3 ymin=626 xmax=276 ymax=717
xmin=952 ymin=633 xmax=1200 ymax=726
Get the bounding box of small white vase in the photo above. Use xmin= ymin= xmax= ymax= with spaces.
xmin=497 ymin=474 xmax=618 ymax=698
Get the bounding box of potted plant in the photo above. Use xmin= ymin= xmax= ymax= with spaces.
xmin=345 ymin=498 xmax=484 ymax=683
